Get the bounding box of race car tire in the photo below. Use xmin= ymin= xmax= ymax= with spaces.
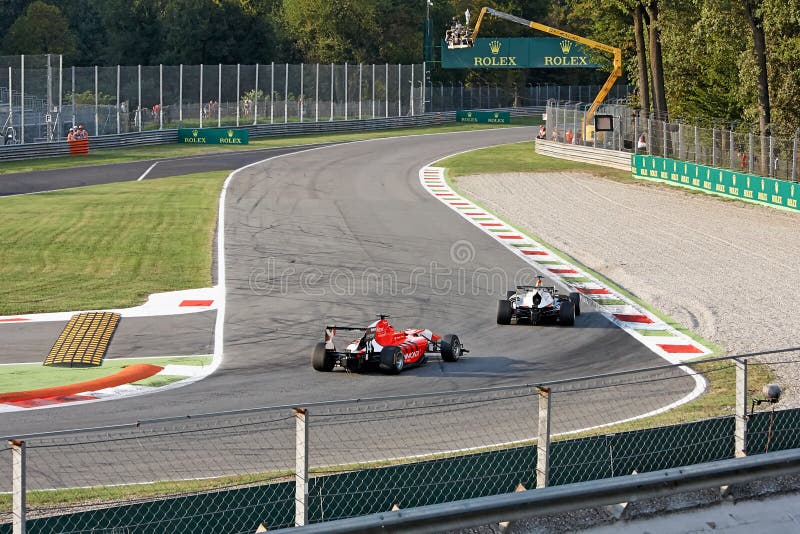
xmin=559 ymin=301 xmax=576 ymax=326
xmin=379 ymin=346 xmax=405 ymax=374
xmin=506 ymin=290 xmax=516 ymax=299
xmin=497 ymin=299 xmax=513 ymax=325
xmin=441 ymin=334 xmax=462 ymax=362
xmin=569 ymin=292 xmax=582 ymax=316
xmin=311 ymin=342 xmax=335 ymax=372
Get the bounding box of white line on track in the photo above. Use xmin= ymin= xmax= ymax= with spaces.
xmin=137 ymin=161 xmax=159 ymax=181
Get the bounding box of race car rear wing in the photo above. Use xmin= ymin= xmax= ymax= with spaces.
xmin=516 ymin=285 xmax=557 ymax=291
xmin=324 ymin=325 xmax=375 ymax=350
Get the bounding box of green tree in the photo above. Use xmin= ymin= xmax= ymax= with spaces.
xmin=4 ymin=1 xmax=78 ymax=58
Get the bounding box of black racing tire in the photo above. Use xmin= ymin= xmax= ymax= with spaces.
xmin=506 ymin=290 xmax=517 ymax=299
xmin=559 ymin=301 xmax=576 ymax=326
xmin=379 ymin=346 xmax=405 ymax=374
xmin=569 ymin=292 xmax=581 ymax=316
xmin=441 ymin=334 xmax=462 ymax=362
xmin=311 ymin=342 xmax=335 ymax=372
xmin=497 ymin=299 xmax=513 ymax=325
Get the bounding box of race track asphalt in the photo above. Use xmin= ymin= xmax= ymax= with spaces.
xmin=1 ymin=129 xmax=697 ymax=446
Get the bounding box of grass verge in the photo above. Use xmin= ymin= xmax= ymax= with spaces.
xmin=0 ymin=172 xmax=226 ymax=315
xmin=0 ymin=122 xmax=535 ymax=175
xmin=0 ymin=355 xmax=212 ymax=394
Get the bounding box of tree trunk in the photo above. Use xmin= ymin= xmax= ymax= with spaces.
xmin=634 ymin=2 xmax=650 ymax=116
xmin=742 ymin=0 xmax=771 ymax=175
xmin=645 ymin=1 xmax=667 ymax=120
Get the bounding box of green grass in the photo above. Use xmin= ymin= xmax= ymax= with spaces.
xmin=0 ymin=355 xmax=211 ymax=394
xmin=0 ymin=122 xmax=530 ymax=175
xmin=437 ymin=140 xmax=633 ymax=181
xmin=0 ymin=172 xmax=225 ymax=315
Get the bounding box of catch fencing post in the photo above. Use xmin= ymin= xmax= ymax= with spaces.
xmin=358 ymin=63 xmax=362 ymax=120
xmin=270 ymin=62 xmax=275 ymax=124
xmin=284 ymin=63 xmax=288 ymax=124
xmin=94 ymin=65 xmax=99 ymax=136
xmin=236 ymin=64 xmax=240 ymax=127
xmin=300 ymin=63 xmax=304 ymax=123
xmin=294 ymin=408 xmax=309 ymax=527
xmin=735 ymin=359 xmax=748 ymax=458
xmin=10 ymin=440 xmax=26 ymax=534
xmin=537 ymin=387 xmax=551 ymax=488
xmin=793 ymin=131 xmax=798 ymax=182
xmin=330 ymin=63 xmax=334 ymax=121
xmin=344 ymin=62 xmax=348 ymax=120
xmin=372 ymin=64 xmax=375 ymax=118
xmin=159 ymin=64 xmax=163 ymax=129
xmin=398 ymin=64 xmax=402 ymax=116
xmin=217 ymin=63 xmax=222 ymax=127
xmin=315 ymin=63 xmax=319 ymax=123
xmin=20 ymin=56 xmax=24 ymax=144
xmin=385 ymin=63 xmax=389 ymax=118
xmin=179 ymin=64 xmax=183 ymax=126
xmin=199 ymin=64 xmax=204 ymax=129
xmin=116 ymin=65 xmax=121 ymax=134
xmin=253 ymin=63 xmax=259 ymax=125
xmin=137 ymin=64 xmax=142 ymax=132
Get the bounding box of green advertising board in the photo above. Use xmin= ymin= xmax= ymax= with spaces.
xmin=631 ymin=154 xmax=800 ymax=211
xmin=456 ymin=110 xmax=511 ymax=124
xmin=178 ymin=127 xmax=249 ymax=145
xmin=441 ymin=37 xmax=600 ymax=69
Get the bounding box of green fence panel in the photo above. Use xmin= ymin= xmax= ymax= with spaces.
xmin=631 ymin=155 xmax=800 ymax=210
xmin=0 ymin=482 xmax=294 ymax=534
xmin=746 ymin=410 xmax=800 ymax=456
xmin=307 ymin=445 xmax=537 ymax=522
xmin=550 ymin=417 xmax=735 ymax=486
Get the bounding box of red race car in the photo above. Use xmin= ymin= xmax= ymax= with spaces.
xmin=312 ymin=314 xmax=466 ymax=374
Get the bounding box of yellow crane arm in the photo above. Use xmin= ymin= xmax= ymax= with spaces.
xmin=470 ymin=7 xmax=622 ymax=121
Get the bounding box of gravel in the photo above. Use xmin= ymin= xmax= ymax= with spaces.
xmin=456 ymin=171 xmax=800 ymax=406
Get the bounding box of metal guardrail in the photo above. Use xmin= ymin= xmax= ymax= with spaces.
xmin=271 ymin=447 xmax=800 ymax=533
xmin=0 ymin=107 xmax=543 ymax=163
xmin=535 ymin=139 xmax=632 ymax=171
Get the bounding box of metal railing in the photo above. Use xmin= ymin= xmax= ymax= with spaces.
xmin=546 ymin=100 xmax=800 ymax=182
xmin=2 ymin=350 xmax=798 ymax=532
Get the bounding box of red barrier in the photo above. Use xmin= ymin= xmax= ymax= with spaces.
xmin=68 ymin=138 xmax=89 ymax=156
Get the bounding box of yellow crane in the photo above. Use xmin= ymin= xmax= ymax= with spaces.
xmin=457 ymin=7 xmax=623 ymax=124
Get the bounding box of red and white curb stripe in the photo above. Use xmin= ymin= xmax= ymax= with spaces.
xmin=0 ymin=287 xmax=219 ymax=324
xmin=420 ymin=166 xmax=712 ymax=364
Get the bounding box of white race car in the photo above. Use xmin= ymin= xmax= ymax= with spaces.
xmin=497 ymin=277 xmax=580 ymax=326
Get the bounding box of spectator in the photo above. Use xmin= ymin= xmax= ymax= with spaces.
xmin=536 ymin=124 xmax=546 ymax=139
xmin=551 ymin=128 xmax=558 ymax=142
xmin=565 ymin=129 xmax=574 ymax=144
xmin=75 ymin=124 xmax=88 ymax=140
xmin=4 ymin=127 xmax=15 ymax=145
xmin=67 ymin=126 xmax=75 ymax=142
xmin=637 ymin=133 xmax=647 ymax=150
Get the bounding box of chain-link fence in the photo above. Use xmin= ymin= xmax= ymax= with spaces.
xmin=2 ymin=350 xmax=798 ymax=532
xmin=0 ymin=55 xmax=427 ymax=144
xmin=546 ymin=100 xmax=800 ymax=182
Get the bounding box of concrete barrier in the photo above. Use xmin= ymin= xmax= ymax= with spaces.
xmin=535 ymin=139 xmax=632 ymax=171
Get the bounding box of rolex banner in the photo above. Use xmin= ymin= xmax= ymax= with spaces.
xmin=441 ymin=37 xmax=600 ymax=69
xmin=178 ymin=128 xmax=249 ymax=145
xmin=456 ymin=110 xmax=510 ymax=124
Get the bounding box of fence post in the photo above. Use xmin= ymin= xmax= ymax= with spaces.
xmin=536 ymin=387 xmax=551 ymax=488
xmin=358 ymin=63 xmax=362 ymax=119
xmin=300 ymin=62 xmax=305 ymax=123
xmin=735 ymin=359 xmax=748 ymax=458
xmin=179 ymin=64 xmax=183 ymax=127
xmin=294 ymin=408 xmax=309 ymax=527
xmin=217 ymin=63 xmax=222 ymax=127
xmin=284 ymin=63 xmax=288 ymax=124
xmin=137 ymin=64 xmax=142 ymax=132
xmin=372 ymin=63 xmax=376 ymax=118
xmin=344 ymin=62 xmax=348 ymax=120
xmin=769 ymin=133 xmax=775 ymax=177
xmin=10 ymin=439 xmax=26 ymax=534
xmin=793 ymin=130 xmax=798 ymax=182
xmin=253 ymin=63 xmax=259 ymax=125
xmin=730 ymin=126 xmax=735 ymax=170
xmin=316 ymin=63 xmax=320 ymax=123
xmin=20 ymin=55 xmax=24 ymax=144
xmin=271 ymin=62 xmax=275 ymax=124
xmin=236 ymin=63 xmax=240 ymax=127
xmin=398 ymin=64 xmax=402 ymax=117
xmin=748 ymin=130 xmax=754 ymax=173
xmin=159 ymin=64 xmax=163 ymax=130
xmin=385 ymin=63 xmax=389 ymax=118
xmin=199 ymin=63 xmax=203 ymax=129
xmin=116 ymin=64 xmax=121 ymax=134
